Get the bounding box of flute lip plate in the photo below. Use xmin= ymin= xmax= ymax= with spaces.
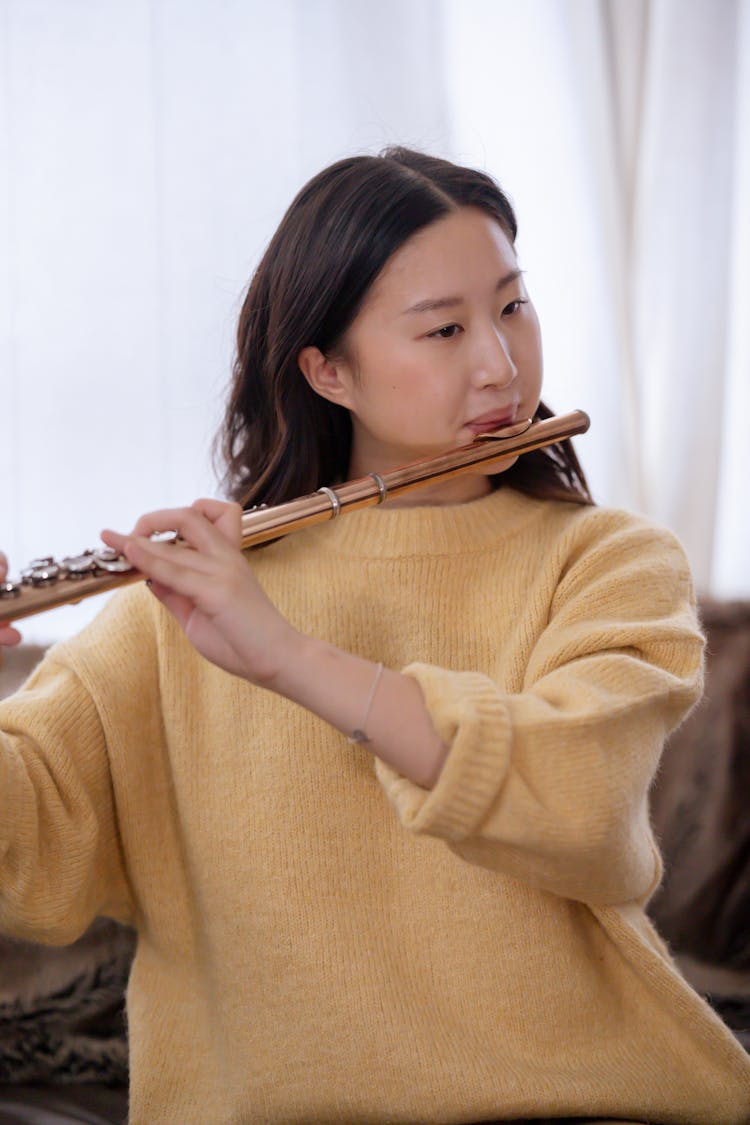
xmin=474 ymin=417 xmax=534 ymax=442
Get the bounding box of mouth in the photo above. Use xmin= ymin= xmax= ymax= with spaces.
xmin=465 ymin=408 xmax=519 ymax=436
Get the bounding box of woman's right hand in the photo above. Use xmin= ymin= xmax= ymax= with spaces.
xmin=0 ymin=552 xmax=22 ymax=648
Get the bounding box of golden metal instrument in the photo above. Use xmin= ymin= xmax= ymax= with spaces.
xmin=1 ymin=409 xmax=589 ymax=623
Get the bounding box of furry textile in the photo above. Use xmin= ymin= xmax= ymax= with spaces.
xmin=648 ymin=598 xmax=750 ymax=1053
xmin=0 ymin=919 xmax=135 ymax=1085
xmin=649 ymin=598 xmax=750 ymax=970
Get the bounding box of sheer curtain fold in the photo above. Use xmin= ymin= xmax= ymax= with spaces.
xmin=630 ymin=0 xmax=741 ymax=591
xmin=0 ymin=0 xmax=746 ymax=643
xmin=714 ymin=0 xmax=750 ymax=596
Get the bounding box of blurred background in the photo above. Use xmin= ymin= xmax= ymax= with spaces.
xmin=1 ymin=0 xmax=748 ymax=643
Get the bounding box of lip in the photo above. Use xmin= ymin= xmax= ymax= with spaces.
xmin=465 ymin=407 xmax=518 ymax=435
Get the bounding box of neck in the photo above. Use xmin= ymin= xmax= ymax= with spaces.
xmin=380 ymin=472 xmax=492 ymax=508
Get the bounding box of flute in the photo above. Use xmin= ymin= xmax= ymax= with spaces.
xmin=1 ymin=409 xmax=589 ymax=623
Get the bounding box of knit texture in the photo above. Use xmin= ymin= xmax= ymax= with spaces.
xmin=1 ymin=487 xmax=749 ymax=1124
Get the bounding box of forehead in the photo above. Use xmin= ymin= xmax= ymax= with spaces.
xmin=367 ymin=207 xmax=517 ymax=310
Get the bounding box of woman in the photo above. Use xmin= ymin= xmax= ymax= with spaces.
xmin=1 ymin=148 xmax=748 ymax=1123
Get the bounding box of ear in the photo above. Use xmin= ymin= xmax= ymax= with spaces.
xmin=298 ymin=346 xmax=355 ymax=410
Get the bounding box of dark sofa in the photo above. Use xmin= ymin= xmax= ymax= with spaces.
xmin=0 ymin=599 xmax=748 ymax=1123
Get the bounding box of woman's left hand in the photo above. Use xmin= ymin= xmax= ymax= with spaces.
xmin=101 ymin=499 xmax=299 ymax=685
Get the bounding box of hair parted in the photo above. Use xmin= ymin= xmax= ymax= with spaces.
xmin=217 ymin=146 xmax=592 ymax=511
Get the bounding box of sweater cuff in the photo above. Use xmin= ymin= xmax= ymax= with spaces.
xmin=374 ymin=663 xmax=511 ymax=840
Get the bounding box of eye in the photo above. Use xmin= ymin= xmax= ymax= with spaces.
xmin=427 ymin=323 xmax=462 ymax=340
xmin=502 ymin=299 xmax=529 ymax=317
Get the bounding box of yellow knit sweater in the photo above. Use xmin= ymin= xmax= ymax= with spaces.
xmin=1 ymin=488 xmax=749 ymax=1124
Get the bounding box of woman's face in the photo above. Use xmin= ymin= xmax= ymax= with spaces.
xmin=306 ymin=206 xmax=543 ymax=505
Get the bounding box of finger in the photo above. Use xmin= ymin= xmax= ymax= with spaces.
xmin=190 ymin=498 xmax=243 ymax=545
xmin=100 ymin=529 xmax=137 ymax=556
xmin=145 ymin=579 xmax=196 ymax=628
xmin=119 ymin=507 xmax=236 ymax=556
xmin=125 ymin=535 xmax=219 ymax=580
xmin=129 ymin=507 xmax=199 ymax=540
xmin=190 ymin=497 xmax=242 ymax=522
xmin=0 ymin=624 xmax=22 ymax=647
xmin=117 ymin=536 xmax=219 ymax=597
xmin=99 ymin=528 xmax=193 ymax=561
xmin=100 ymin=520 xmax=218 ymax=564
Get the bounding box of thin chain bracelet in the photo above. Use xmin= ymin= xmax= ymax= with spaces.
xmin=348 ymin=662 xmax=384 ymax=744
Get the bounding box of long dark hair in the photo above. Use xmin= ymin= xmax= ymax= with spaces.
xmin=218 ymin=147 xmax=592 ymax=509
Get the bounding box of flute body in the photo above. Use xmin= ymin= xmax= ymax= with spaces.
xmin=1 ymin=410 xmax=589 ymax=623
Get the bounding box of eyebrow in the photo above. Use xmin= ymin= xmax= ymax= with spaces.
xmin=402 ymin=268 xmax=523 ymax=315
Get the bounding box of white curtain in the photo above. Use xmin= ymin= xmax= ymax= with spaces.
xmin=616 ymin=0 xmax=750 ymax=595
xmin=0 ymin=0 xmax=747 ymax=645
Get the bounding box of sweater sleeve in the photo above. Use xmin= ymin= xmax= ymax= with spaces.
xmin=0 ymin=590 xmax=156 ymax=943
xmin=375 ymin=512 xmax=704 ymax=907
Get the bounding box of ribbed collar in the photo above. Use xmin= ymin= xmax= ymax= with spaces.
xmin=286 ymin=487 xmax=544 ymax=560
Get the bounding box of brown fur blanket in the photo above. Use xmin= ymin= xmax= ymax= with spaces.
xmin=648 ymin=598 xmax=750 ymax=1048
xmin=0 ymin=919 xmax=135 ymax=1085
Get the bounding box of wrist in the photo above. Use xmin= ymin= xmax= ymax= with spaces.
xmin=259 ymin=627 xmax=319 ymax=695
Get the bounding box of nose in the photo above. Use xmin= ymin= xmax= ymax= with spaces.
xmin=471 ymin=327 xmax=517 ymax=389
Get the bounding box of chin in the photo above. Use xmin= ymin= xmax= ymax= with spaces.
xmin=482 ymin=454 xmax=518 ymax=477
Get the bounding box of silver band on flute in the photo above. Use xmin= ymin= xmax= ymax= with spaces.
xmin=317 ymin=486 xmax=341 ymax=519
xmin=368 ymin=472 xmax=388 ymax=504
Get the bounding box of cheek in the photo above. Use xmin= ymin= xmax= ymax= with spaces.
xmin=517 ymin=326 xmax=543 ymax=394
xmin=373 ymin=361 xmax=433 ymax=403
xmin=528 ymin=314 xmax=544 ymax=371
